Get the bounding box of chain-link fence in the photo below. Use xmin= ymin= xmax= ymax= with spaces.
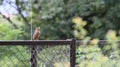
xmin=76 ymin=40 xmax=120 ymax=67
xmin=0 ymin=39 xmax=75 ymax=67
xmin=0 ymin=40 xmax=119 ymax=67
xmin=0 ymin=45 xmax=30 ymax=67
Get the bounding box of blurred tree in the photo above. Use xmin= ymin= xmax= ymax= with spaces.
xmin=29 ymin=0 xmax=120 ymax=40
xmin=0 ymin=0 xmax=120 ymax=66
xmin=1 ymin=0 xmax=120 ymax=40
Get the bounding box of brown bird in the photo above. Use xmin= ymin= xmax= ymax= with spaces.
xmin=30 ymin=27 xmax=40 ymax=65
xmin=32 ymin=27 xmax=41 ymax=40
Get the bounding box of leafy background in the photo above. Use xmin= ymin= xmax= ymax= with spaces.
xmin=0 ymin=0 xmax=120 ymax=67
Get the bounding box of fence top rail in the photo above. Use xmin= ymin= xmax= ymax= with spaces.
xmin=0 ymin=40 xmax=72 ymax=45
xmin=76 ymin=40 xmax=120 ymax=45
xmin=0 ymin=39 xmax=120 ymax=45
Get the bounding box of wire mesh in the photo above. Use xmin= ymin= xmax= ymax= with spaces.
xmin=0 ymin=45 xmax=30 ymax=67
xmin=1 ymin=40 xmax=120 ymax=67
xmin=0 ymin=40 xmax=72 ymax=67
xmin=76 ymin=40 xmax=120 ymax=67
xmin=0 ymin=43 xmax=70 ymax=67
xmin=33 ymin=45 xmax=70 ymax=67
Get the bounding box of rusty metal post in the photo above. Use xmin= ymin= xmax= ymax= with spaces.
xmin=30 ymin=45 xmax=37 ymax=67
xmin=70 ymin=39 xmax=76 ymax=67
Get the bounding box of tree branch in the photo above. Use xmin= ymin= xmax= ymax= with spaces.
xmin=15 ymin=0 xmax=31 ymax=28
xmin=0 ymin=12 xmax=18 ymax=28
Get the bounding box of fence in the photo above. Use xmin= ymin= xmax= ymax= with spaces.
xmin=0 ymin=39 xmax=76 ymax=67
xmin=0 ymin=39 xmax=119 ymax=67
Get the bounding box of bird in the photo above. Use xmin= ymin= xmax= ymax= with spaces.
xmin=32 ymin=27 xmax=41 ymax=40
xmin=30 ymin=27 xmax=40 ymax=63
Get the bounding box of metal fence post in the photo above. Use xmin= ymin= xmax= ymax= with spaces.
xmin=30 ymin=45 xmax=37 ymax=67
xmin=70 ymin=39 xmax=76 ymax=67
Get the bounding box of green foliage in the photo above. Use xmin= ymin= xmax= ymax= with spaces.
xmin=29 ymin=0 xmax=120 ymax=39
xmin=0 ymin=23 xmax=22 ymax=40
xmin=0 ymin=46 xmax=29 ymax=67
xmin=0 ymin=0 xmax=120 ymax=66
xmin=102 ymin=30 xmax=120 ymax=56
xmin=0 ymin=23 xmax=28 ymax=66
xmin=38 ymin=45 xmax=69 ymax=67
xmin=77 ymin=44 xmax=120 ymax=67
xmin=72 ymin=17 xmax=90 ymax=40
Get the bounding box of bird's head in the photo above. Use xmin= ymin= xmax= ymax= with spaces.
xmin=36 ymin=27 xmax=40 ymax=31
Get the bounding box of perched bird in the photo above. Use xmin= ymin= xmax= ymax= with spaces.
xmin=32 ymin=27 xmax=41 ymax=40
xmin=30 ymin=27 xmax=40 ymax=64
